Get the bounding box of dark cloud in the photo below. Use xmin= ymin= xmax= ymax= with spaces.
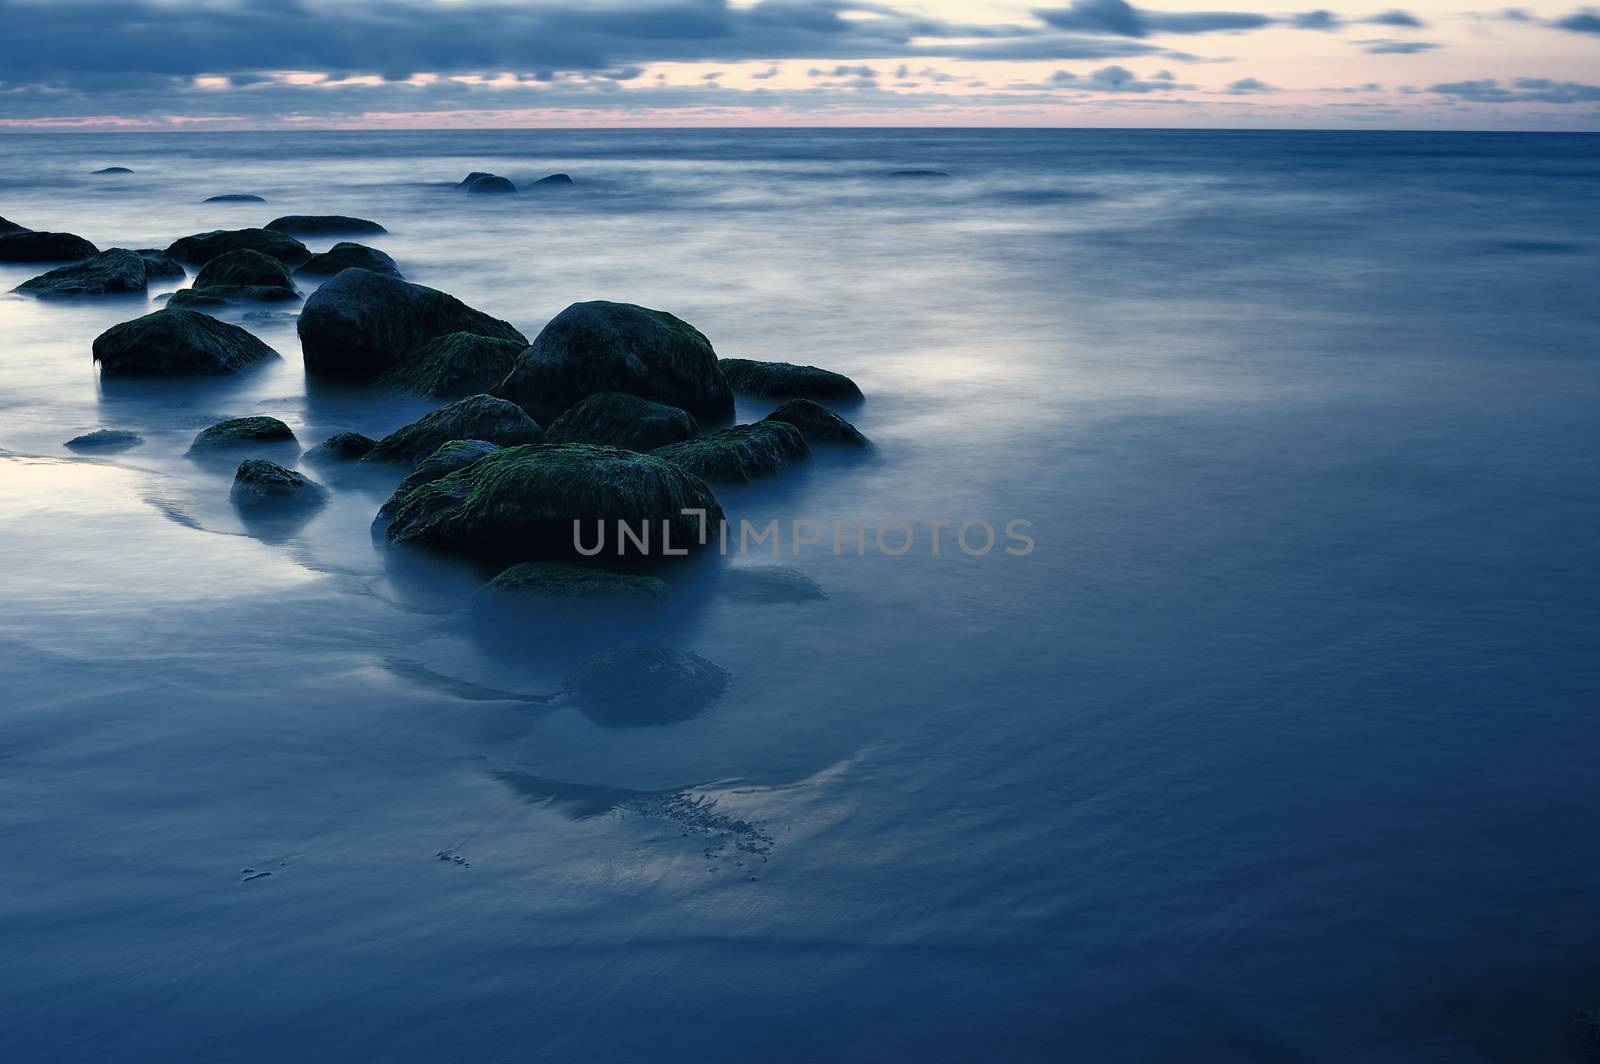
xmin=1225 ymin=77 xmax=1276 ymax=93
xmin=1034 ymin=0 xmax=1270 ymax=37
xmin=1369 ymin=9 xmax=1423 ymax=27
xmin=1429 ymin=77 xmax=1600 ymax=103
xmin=1552 ymin=8 xmax=1600 ymax=33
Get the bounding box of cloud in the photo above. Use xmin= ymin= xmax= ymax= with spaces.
xmin=1225 ymin=77 xmax=1276 ymax=93
xmin=1034 ymin=0 xmax=1271 ymax=37
xmin=1356 ymin=39 xmax=1439 ymax=53
xmin=1291 ymin=10 xmax=1340 ymax=30
xmin=1041 ymin=64 xmax=1189 ymax=91
xmin=1552 ymin=8 xmax=1600 ymax=33
xmin=1429 ymin=77 xmax=1600 ymax=103
xmin=809 ymin=64 xmax=878 ymax=78
xmin=1369 ymin=9 xmax=1423 ymax=27
xmin=751 ymin=65 xmax=781 ymax=79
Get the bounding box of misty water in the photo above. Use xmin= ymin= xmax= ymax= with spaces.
xmin=2 ymin=129 xmax=1598 ymax=1062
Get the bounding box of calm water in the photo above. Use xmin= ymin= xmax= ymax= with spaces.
xmin=1 ymin=129 xmax=1598 ymax=1062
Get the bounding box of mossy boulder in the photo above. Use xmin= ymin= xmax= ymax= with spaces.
xmin=545 ymin=391 xmax=697 ymax=452
xmin=204 ymin=194 xmax=266 ymax=203
xmin=0 ymin=231 xmax=99 ymax=263
xmin=555 ymin=646 xmax=730 ymax=728
xmin=298 ymin=268 xmax=526 ymax=378
xmin=0 ymin=216 xmax=31 ymax=237
xmin=231 ymin=460 xmax=323 ymax=506
xmin=497 ymin=301 xmax=734 ymax=424
xmin=168 ymin=284 xmax=299 ymax=308
xmin=363 ymin=394 xmax=543 ymax=467
xmin=478 ymin=562 xmax=670 ymax=609
xmin=265 ymin=215 xmax=386 ymax=237
xmin=93 ymin=309 xmax=278 ymax=377
xmin=651 ymin=421 xmax=809 ymax=484
xmin=305 ymin=431 xmax=377 ymax=461
xmin=761 ymin=398 xmax=870 ymax=447
xmin=379 ymin=439 xmax=501 ymax=515
xmin=165 ymin=228 xmax=310 ymax=268
xmin=294 ymin=242 xmax=401 ymax=280
xmin=134 ymin=250 xmax=187 ymax=281
xmin=379 ymin=331 xmax=522 ymax=398
xmin=718 ymin=358 xmax=862 ymax=401
xmin=465 ymin=174 xmax=516 ymax=194
xmin=65 ymin=429 xmax=144 ymax=452
xmin=193 ymin=248 xmax=294 ymax=290
xmin=15 ymin=249 xmax=147 ymax=297
xmin=188 ymin=416 xmax=296 ymax=453
xmin=383 ymin=443 xmax=723 ymax=565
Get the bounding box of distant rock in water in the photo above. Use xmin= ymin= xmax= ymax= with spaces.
xmin=651 ymin=421 xmax=809 ymax=484
xmin=464 ymin=174 xmax=517 ymax=194
xmin=476 ymin=563 xmax=671 ymax=621
xmin=379 ymin=331 xmax=522 ymax=398
xmin=14 ymin=249 xmax=148 ymax=298
xmin=888 ymin=169 xmax=949 ymax=178
xmin=305 ymin=431 xmax=377 ymax=461
xmin=265 ymin=215 xmax=386 ymax=237
xmin=168 ymin=284 xmax=300 ymax=308
xmin=458 ymin=172 xmax=493 ymax=187
xmin=0 ymin=231 xmax=99 ymax=263
xmin=231 ymin=460 xmax=323 ymax=506
xmin=496 ymin=301 xmax=734 ymax=425
xmin=545 ymin=391 xmax=697 ymax=452
xmin=718 ymin=357 xmax=863 ymax=401
xmin=194 ymin=248 xmax=294 ymax=290
xmin=134 ymin=250 xmax=187 ymax=281
xmin=383 ymin=443 xmax=723 ymax=565
xmin=294 ymin=242 xmax=401 ymax=280
xmin=379 ymin=439 xmax=501 ymax=515
xmin=92 ymin=166 xmax=134 ymax=175
xmin=204 ymin=194 xmax=266 ymax=203
xmin=364 ymin=394 xmax=544 ymax=467
xmin=555 ymin=646 xmax=730 ymax=728
xmin=530 ymin=173 xmax=574 ymax=188
xmin=65 ymin=428 xmax=144 ymax=453
xmin=0 ymin=216 xmax=31 ymax=236
xmin=93 ymin=309 xmax=278 ymax=376
xmin=761 ymin=398 xmax=870 ymax=447
xmin=188 ymin=416 xmax=296 ymax=453
xmin=165 ymin=228 xmax=310 ymax=268
xmin=297 ymin=268 xmax=526 ymax=378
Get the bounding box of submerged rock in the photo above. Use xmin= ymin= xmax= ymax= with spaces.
xmin=530 ymin=173 xmax=574 ymax=188
xmin=497 ymin=301 xmax=734 ymax=424
xmin=14 ymin=249 xmax=147 ymax=297
xmin=363 ymin=394 xmax=544 ymax=467
xmin=464 ymin=174 xmax=516 ymax=194
xmin=134 ymin=250 xmax=187 ymax=281
xmin=545 ymin=391 xmax=697 ymax=452
xmin=378 ymin=331 xmax=521 ymax=398
xmin=651 ymin=421 xmax=809 ymax=484
xmin=265 ymin=215 xmax=387 ymax=237
xmin=189 ymin=416 xmax=296 ymax=452
xmin=298 ymin=268 xmax=526 ymax=378
xmin=305 ymin=430 xmax=377 ymax=461
xmin=193 ymin=248 xmax=294 ymax=290
xmin=718 ymin=358 xmax=863 ymax=401
xmin=231 ymin=459 xmax=323 ymax=505
xmin=65 ymin=428 xmax=144 ymax=452
xmin=93 ymin=309 xmax=278 ymax=376
xmin=0 ymin=216 xmax=30 ymax=236
xmin=165 ymin=228 xmax=310 ymax=268
xmin=379 ymin=439 xmax=501 ymax=515
xmin=761 ymin=398 xmax=870 ymax=447
xmin=555 ymin=646 xmax=730 ymax=728
xmin=383 ymin=443 xmax=723 ymax=564
xmin=889 ymin=169 xmax=949 ymax=178
xmin=204 ymin=194 xmax=266 ymax=203
xmin=168 ymin=284 xmax=299 ymax=308
xmin=0 ymin=231 xmax=99 ymax=263
xmin=294 ymin=242 xmax=401 ymax=280
xmin=478 ymin=563 xmax=670 ymax=614
xmin=718 ymin=566 xmax=826 ymax=603
xmin=92 ymin=166 xmax=134 ymax=175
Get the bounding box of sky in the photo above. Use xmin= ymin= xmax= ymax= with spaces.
xmin=0 ymin=0 xmax=1597 ymax=130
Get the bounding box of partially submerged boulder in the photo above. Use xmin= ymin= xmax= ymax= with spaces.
xmin=165 ymin=228 xmax=310 ymax=268
xmin=231 ymin=460 xmax=323 ymax=506
xmin=93 ymin=309 xmax=278 ymax=376
xmin=531 ymin=173 xmax=574 ymax=188
xmin=497 ymin=301 xmax=734 ymax=424
xmin=651 ymin=421 xmax=809 ymax=484
xmin=478 ymin=562 xmax=670 ymax=610
xmin=889 ymin=169 xmax=950 ymax=178
xmin=298 ymin=268 xmax=526 ymax=378
xmin=458 ymin=172 xmax=493 ymax=187
xmin=92 ymin=166 xmax=134 ymax=175
xmin=65 ymin=429 xmax=144 ymax=452
xmin=203 ymin=194 xmax=266 ymax=203
xmin=193 ymin=248 xmax=294 ymax=290
xmin=265 ymin=215 xmax=386 ymax=237
xmin=15 ymin=249 xmax=147 ymax=298
xmin=379 ymin=439 xmax=500 ymax=515
xmin=0 ymin=231 xmax=99 ymax=263
xmin=379 ymin=332 xmax=523 ymax=398
xmin=294 ymin=242 xmax=401 ymax=280
xmin=134 ymin=250 xmax=187 ymax=281
xmin=718 ymin=358 xmax=863 ymax=401
xmin=555 ymin=646 xmax=730 ymax=727
xmin=545 ymin=391 xmax=697 ymax=452
xmin=761 ymin=398 xmax=870 ymax=447
xmin=464 ymin=174 xmax=516 ymax=194
xmin=188 ymin=416 xmax=296 ymax=453
xmin=383 ymin=443 xmax=723 ymax=564
xmin=168 ymin=284 xmax=299 ymax=308
xmin=305 ymin=431 xmax=377 ymax=461
xmin=363 ymin=394 xmax=544 ymax=467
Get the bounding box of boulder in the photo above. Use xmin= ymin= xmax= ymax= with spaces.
xmin=545 ymin=391 xmax=697 ymax=452
xmin=555 ymin=646 xmax=730 ymax=727
xmin=65 ymin=429 xmax=144 ymax=452
xmin=231 ymin=460 xmax=323 ymax=506
xmin=0 ymin=231 xmax=99 ymax=263
xmin=464 ymin=174 xmax=516 ymax=194
xmin=93 ymin=309 xmax=278 ymax=376
xmin=294 ymin=242 xmax=401 ymax=279
xmin=168 ymin=284 xmax=299 ymax=308
xmin=15 ymin=249 xmax=148 ymax=298
xmin=379 ymin=331 xmax=522 ymax=398
xmin=165 ymin=228 xmax=310 ymax=268
xmin=651 ymin=421 xmax=809 ymax=484
xmin=92 ymin=166 xmax=134 ymax=175
xmin=530 ymin=173 xmax=574 ymax=188
xmin=265 ymin=215 xmax=387 ymax=237
xmin=189 ymin=416 xmax=296 ymax=453
xmin=193 ymin=248 xmax=294 ymax=290
xmin=889 ymin=169 xmax=949 ymax=178
xmin=496 ymin=301 xmax=734 ymax=425
xmin=383 ymin=443 xmax=723 ymax=565
xmin=203 ymin=194 xmax=266 ymax=203
xmin=297 ymin=268 xmax=525 ymax=378
xmin=718 ymin=358 xmax=862 ymax=401
xmin=305 ymin=431 xmax=377 ymax=461
xmin=761 ymin=398 xmax=870 ymax=447
xmin=478 ymin=562 xmax=670 ymax=611
xmin=363 ymin=394 xmax=544 ymax=467
xmin=379 ymin=439 xmax=501 ymax=515
xmin=0 ymin=216 xmax=30 ymax=236
xmin=458 ymin=171 xmax=493 ymax=187
xmin=134 ymin=250 xmax=187 ymax=281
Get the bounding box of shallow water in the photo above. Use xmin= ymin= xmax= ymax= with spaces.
xmin=2 ymin=129 xmax=1599 ymax=1062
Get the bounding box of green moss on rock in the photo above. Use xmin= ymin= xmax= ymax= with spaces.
xmin=15 ymin=249 xmax=148 ymax=298
xmin=545 ymin=391 xmax=698 ymax=452
xmin=379 ymin=439 xmax=501 ymax=515
xmin=93 ymin=309 xmax=278 ymax=377
xmin=718 ymin=357 xmax=863 ymax=401
xmin=165 ymin=228 xmax=310 ymax=268
xmin=761 ymin=398 xmax=870 ymax=447
xmin=650 ymin=421 xmax=809 ymax=484
xmin=188 ymin=416 xmax=296 ymax=452
xmin=295 ymin=242 xmax=401 ymax=280
xmin=364 ymin=395 xmax=543 ymax=467
xmin=231 ymin=459 xmax=323 ymax=505
xmin=379 ymin=332 xmax=523 ymax=398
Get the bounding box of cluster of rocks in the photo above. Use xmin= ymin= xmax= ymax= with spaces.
xmin=458 ymin=171 xmax=574 ymax=195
